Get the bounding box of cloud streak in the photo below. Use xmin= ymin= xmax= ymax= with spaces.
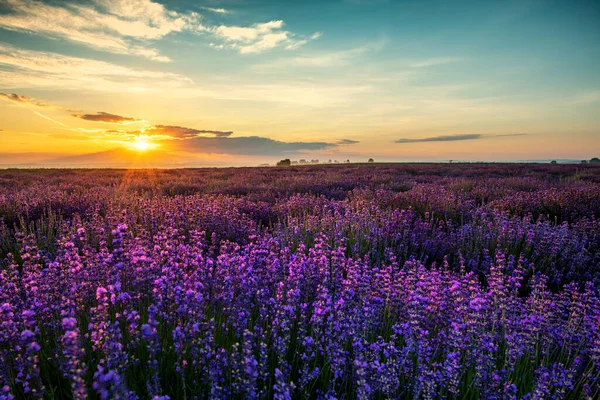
xmin=337 ymin=139 xmax=360 ymax=145
xmin=0 ymin=92 xmax=60 ymax=109
xmin=395 ymin=133 xmax=525 ymax=143
xmin=73 ymin=112 xmax=139 ymax=123
xmin=251 ymin=40 xmax=385 ymax=71
xmin=0 ymin=43 xmax=192 ymax=92
xmin=396 ymin=134 xmax=482 ymax=143
xmin=203 ymin=7 xmax=230 ymax=14
xmin=170 ymin=136 xmax=335 ymax=156
xmin=1 ymin=92 xmax=148 ymax=129
xmin=0 ymin=92 xmax=74 ymax=127
xmin=144 ymin=125 xmax=233 ymax=138
xmin=107 ymin=125 xmax=234 ymax=140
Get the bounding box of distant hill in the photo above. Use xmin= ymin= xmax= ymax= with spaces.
xmin=28 ymin=148 xmax=188 ymax=168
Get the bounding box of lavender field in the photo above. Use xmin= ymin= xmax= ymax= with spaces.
xmin=1 ymin=164 xmax=599 ymax=400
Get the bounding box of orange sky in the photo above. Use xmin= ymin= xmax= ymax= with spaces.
xmin=1 ymin=0 xmax=599 ymax=165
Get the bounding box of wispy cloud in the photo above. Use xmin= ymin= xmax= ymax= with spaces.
xmin=31 ymin=111 xmax=71 ymax=128
xmin=203 ymin=7 xmax=231 ymax=14
xmin=72 ymin=112 xmax=140 ymax=123
xmin=106 ymin=125 xmax=233 ymax=140
xmin=337 ymin=139 xmax=360 ymax=145
xmin=0 ymin=0 xmax=203 ymax=62
xmin=0 ymin=1 xmax=316 ymax=60
xmin=144 ymin=125 xmax=233 ymax=138
xmin=170 ymin=136 xmax=335 ymax=156
xmin=0 ymin=43 xmax=189 ymax=79
xmin=0 ymin=45 xmax=368 ymax=107
xmin=396 ymin=134 xmax=482 ymax=143
xmin=0 ymin=43 xmax=192 ymax=92
xmin=251 ymin=40 xmax=384 ymax=71
xmin=1 ymin=92 xmax=147 ymax=129
xmin=1 ymin=92 xmax=55 ymax=109
xmin=209 ymin=21 xmax=320 ymax=54
xmin=395 ymin=133 xmax=525 ymax=143
xmin=0 ymin=91 xmax=75 ymax=127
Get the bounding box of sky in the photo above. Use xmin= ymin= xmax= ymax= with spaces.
xmin=0 ymin=0 xmax=599 ymax=166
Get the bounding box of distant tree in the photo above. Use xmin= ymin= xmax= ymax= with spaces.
xmin=591 ymin=157 xmax=600 ymax=164
xmin=551 ymin=160 xmax=558 ymax=164
xmin=276 ymin=159 xmax=291 ymax=167
xmin=346 ymin=159 xmax=350 ymax=163
xmin=581 ymin=160 xmax=588 ymax=164
xmin=368 ymin=158 xmax=374 ymax=163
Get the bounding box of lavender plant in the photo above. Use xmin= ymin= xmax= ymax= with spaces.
xmin=0 ymin=164 xmax=599 ymax=399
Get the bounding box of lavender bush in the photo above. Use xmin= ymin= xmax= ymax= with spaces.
xmin=0 ymin=164 xmax=599 ymax=399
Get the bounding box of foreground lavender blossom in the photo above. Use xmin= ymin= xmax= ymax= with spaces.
xmin=0 ymin=164 xmax=599 ymax=399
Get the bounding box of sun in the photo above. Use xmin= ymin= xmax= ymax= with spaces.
xmin=131 ymin=136 xmax=155 ymax=151
xmin=134 ymin=139 xmax=150 ymax=151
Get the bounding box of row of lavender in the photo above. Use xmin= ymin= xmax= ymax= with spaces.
xmin=0 ymin=165 xmax=599 ymax=399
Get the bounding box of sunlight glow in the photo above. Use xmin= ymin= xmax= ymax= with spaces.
xmin=131 ymin=136 xmax=155 ymax=151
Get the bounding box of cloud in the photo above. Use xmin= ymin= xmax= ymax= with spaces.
xmin=251 ymin=41 xmax=384 ymax=71
xmin=108 ymin=125 xmax=233 ymax=140
xmin=203 ymin=7 xmax=230 ymax=14
xmin=0 ymin=1 xmax=316 ymax=60
xmin=395 ymin=133 xmax=526 ymax=143
xmin=106 ymin=125 xmax=336 ymax=156
xmin=0 ymin=92 xmax=54 ymax=108
xmin=169 ymin=136 xmax=335 ymax=156
xmin=396 ymin=134 xmax=482 ymax=143
xmin=0 ymin=0 xmax=204 ymax=62
xmin=337 ymin=139 xmax=360 ymax=145
xmin=210 ymin=21 xmax=320 ymax=54
xmin=73 ymin=112 xmax=139 ymax=123
xmin=0 ymin=43 xmax=367 ymax=106
xmin=1 ymin=92 xmax=147 ymax=129
xmin=0 ymin=91 xmax=76 ymax=127
xmin=145 ymin=125 xmax=233 ymax=138
xmin=0 ymin=43 xmax=192 ymax=92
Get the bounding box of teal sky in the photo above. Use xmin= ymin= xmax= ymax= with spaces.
xmin=0 ymin=0 xmax=599 ymax=166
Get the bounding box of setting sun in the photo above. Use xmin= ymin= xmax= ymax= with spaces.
xmin=131 ymin=136 xmax=154 ymax=151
